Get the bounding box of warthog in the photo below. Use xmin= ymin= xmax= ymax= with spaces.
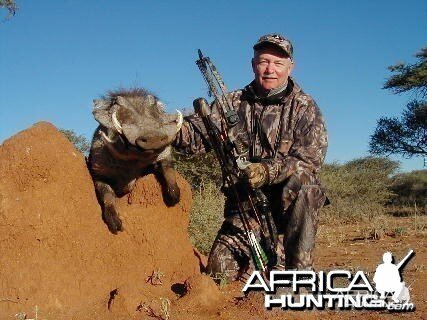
xmin=88 ymin=88 xmax=183 ymax=234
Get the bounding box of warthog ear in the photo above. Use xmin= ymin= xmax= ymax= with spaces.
xmin=93 ymin=99 xmax=115 ymax=128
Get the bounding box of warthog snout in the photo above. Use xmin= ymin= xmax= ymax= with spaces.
xmin=135 ymin=134 xmax=168 ymax=150
xmin=133 ymin=111 xmax=183 ymax=150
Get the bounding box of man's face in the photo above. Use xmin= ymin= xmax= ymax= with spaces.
xmin=252 ymin=46 xmax=294 ymax=91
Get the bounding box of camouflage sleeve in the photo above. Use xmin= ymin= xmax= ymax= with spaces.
xmin=172 ymin=101 xmax=224 ymax=155
xmin=263 ymin=99 xmax=328 ymax=184
xmin=172 ymin=114 xmax=211 ymax=155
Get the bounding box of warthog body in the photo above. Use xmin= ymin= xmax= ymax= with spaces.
xmin=88 ymin=88 xmax=183 ymax=234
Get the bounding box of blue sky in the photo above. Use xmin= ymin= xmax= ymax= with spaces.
xmin=1 ymin=0 xmax=426 ymax=172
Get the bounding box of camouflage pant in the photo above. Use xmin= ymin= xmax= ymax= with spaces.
xmin=206 ymin=171 xmax=327 ymax=282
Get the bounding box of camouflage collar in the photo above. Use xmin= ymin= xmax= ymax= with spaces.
xmin=242 ymin=78 xmax=298 ymax=104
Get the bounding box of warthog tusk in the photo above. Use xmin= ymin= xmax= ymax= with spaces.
xmin=175 ymin=110 xmax=183 ymax=132
xmin=112 ymin=111 xmax=123 ymax=134
xmin=100 ymin=130 xmax=115 ymax=143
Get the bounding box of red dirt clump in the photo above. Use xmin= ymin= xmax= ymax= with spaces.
xmin=0 ymin=122 xmax=222 ymax=319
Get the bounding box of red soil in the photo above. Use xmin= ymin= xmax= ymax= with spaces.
xmin=0 ymin=122 xmax=221 ymax=319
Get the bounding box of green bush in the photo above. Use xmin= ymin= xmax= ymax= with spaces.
xmin=60 ymin=129 xmax=91 ymax=155
xmin=319 ymin=157 xmax=399 ymax=220
xmin=173 ymin=151 xmax=222 ymax=189
xmin=389 ymin=170 xmax=427 ymax=207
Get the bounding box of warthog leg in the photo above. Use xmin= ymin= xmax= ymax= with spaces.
xmin=155 ymin=160 xmax=180 ymax=206
xmin=94 ymin=180 xmax=123 ymax=234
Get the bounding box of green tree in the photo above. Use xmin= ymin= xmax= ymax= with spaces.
xmin=0 ymin=0 xmax=18 ymax=19
xmin=389 ymin=170 xmax=427 ymax=207
xmin=370 ymin=47 xmax=427 ymax=158
xmin=383 ymin=48 xmax=427 ymax=96
xmin=60 ymin=129 xmax=91 ymax=155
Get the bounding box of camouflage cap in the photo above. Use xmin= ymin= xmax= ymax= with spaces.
xmin=253 ymin=33 xmax=293 ymax=60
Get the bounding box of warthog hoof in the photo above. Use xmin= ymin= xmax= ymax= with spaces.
xmin=103 ymin=205 xmax=123 ymax=234
xmin=164 ymin=187 xmax=180 ymax=207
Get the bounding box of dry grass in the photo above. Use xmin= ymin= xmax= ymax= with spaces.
xmin=14 ymin=306 xmax=45 ymax=320
xmin=146 ymin=270 xmax=165 ymax=286
xmin=188 ymin=182 xmax=224 ymax=254
xmin=137 ymin=298 xmax=171 ymax=320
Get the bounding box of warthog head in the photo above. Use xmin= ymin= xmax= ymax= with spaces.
xmin=93 ymin=88 xmax=183 ymax=151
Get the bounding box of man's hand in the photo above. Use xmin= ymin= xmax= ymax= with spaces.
xmin=244 ymin=162 xmax=269 ymax=189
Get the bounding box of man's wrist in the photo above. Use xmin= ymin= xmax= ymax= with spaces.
xmin=260 ymin=161 xmax=270 ymax=185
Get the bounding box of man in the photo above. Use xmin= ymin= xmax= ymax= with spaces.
xmin=174 ymin=33 xmax=328 ymax=281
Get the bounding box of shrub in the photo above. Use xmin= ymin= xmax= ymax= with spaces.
xmin=173 ymin=151 xmax=224 ymax=253
xmin=173 ymin=151 xmax=222 ymax=189
xmin=319 ymin=157 xmax=399 ymax=220
xmin=187 ymin=182 xmax=224 ymax=254
xmin=60 ymin=129 xmax=91 ymax=155
xmin=389 ymin=170 xmax=427 ymax=208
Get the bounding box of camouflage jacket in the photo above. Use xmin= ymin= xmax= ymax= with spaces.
xmin=173 ymin=78 xmax=327 ymax=185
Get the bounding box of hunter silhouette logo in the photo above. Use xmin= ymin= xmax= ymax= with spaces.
xmin=373 ymin=250 xmax=413 ymax=303
xmin=243 ymin=249 xmax=415 ymax=311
